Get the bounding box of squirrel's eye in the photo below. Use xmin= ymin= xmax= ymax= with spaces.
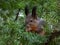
xmin=30 ymin=20 xmax=33 ymax=22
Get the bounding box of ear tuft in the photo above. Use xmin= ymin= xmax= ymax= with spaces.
xmin=32 ymin=6 xmax=37 ymax=19
xmin=25 ymin=5 xmax=29 ymax=15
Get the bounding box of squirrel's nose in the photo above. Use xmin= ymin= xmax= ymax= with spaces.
xmin=26 ymin=25 xmax=32 ymax=32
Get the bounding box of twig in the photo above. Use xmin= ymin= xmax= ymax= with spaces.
xmin=45 ymin=31 xmax=60 ymax=45
xmin=14 ymin=9 xmax=20 ymax=21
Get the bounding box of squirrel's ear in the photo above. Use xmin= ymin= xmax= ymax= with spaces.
xmin=32 ymin=6 xmax=37 ymax=19
xmin=25 ymin=5 xmax=29 ymax=16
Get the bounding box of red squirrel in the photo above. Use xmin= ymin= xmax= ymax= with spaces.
xmin=25 ymin=5 xmax=46 ymax=35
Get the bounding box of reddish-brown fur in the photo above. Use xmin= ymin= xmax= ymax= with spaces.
xmin=25 ymin=5 xmax=46 ymax=35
